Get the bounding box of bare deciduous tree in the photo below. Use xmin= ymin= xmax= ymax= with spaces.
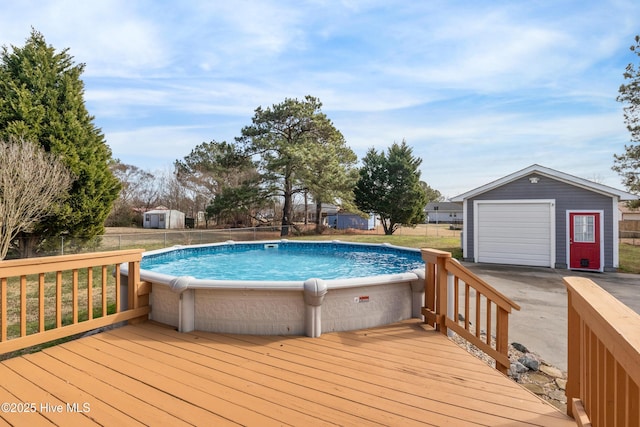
xmin=0 ymin=139 xmax=73 ymax=259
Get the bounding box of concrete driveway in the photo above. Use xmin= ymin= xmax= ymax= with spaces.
xmin=462 ymin=263 xmax=640 ymax=372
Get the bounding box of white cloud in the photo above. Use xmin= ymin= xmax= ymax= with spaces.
xmin=0 ymin=0 xmax=169 ymax=77
xmin=105 ymin=125 xmax=218 ymax=167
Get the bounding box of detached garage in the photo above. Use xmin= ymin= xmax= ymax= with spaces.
xmin=451 ymin=164 xmax=636 ymax=271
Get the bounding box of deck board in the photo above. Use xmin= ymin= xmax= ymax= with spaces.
xmin=0 ymin=320 xmax=574 ymax=426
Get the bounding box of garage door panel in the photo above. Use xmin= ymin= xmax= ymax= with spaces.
xmin=481 ymin=242 xmax=549 ymax=260
xmin=476 ymin=202 xmax=553 ymax=267
xmin=479 ymin=225 xmax=549 ymax=235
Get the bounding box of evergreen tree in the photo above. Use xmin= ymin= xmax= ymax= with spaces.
xmin=0 ymin=29 xmax=120 ymax=256
xmin=614 ymin=35 xmax=640 ymax=205
xmin=355 ymin=141 xmax=428 ymax=235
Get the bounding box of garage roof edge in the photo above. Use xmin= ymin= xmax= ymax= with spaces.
xmin=450 ymin=164 xmax=638 ymax=202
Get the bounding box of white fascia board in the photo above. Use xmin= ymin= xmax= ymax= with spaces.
xmin=450 ymin=164 xmax=638 ymax=201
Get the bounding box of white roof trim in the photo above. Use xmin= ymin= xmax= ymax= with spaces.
xmin=450 ymin=164 xmax=638 ymax=202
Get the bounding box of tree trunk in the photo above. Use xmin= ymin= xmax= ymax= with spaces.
xmin=281 ymin=187 xmax=292 ymax=237
xmin=381 ymin=218 xmax=394 ymax=235
xmin=314 ymin=201 xmax=324 ymax=234
xmin=304 ymin=191 xmax=308 ymax=225
xmin=16 ymin=232 xmax=40 ymax=258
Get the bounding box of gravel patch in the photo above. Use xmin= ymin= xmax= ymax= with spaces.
xmin=450 ymin=328 xmax=568 ymax=413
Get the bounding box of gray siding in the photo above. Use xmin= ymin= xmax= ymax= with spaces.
xmin=465 ymin=173 xmax=615 ymax=269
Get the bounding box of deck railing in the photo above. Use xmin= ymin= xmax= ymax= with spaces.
xmin=565 ymin=276 xmax=640 ymax=426
xmin=421 ymin=249 xmax=521 ymax=374
xmin=0 ymin=249 xmax=150 ymax=355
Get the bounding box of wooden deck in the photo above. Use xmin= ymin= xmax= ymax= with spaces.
xmin=0 ymin=320 xmax=573 ymax=426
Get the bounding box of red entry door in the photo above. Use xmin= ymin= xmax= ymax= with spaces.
xmin=569 ymin=212 xmax=601 ymax=270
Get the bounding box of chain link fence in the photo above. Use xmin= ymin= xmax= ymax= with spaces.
xmin=8 ymin=223 xmax=464 ymax=259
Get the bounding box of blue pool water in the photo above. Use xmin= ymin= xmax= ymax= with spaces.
xmin=141 ymin=241 xmax=424 ymax=281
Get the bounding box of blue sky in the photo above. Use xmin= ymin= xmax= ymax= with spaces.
xmin=1 ymin=0 xmax=639 ymax=198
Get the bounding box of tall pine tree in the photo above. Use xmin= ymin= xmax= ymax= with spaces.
xmin=238 ymin=96 xmax=352 ymax=236
xmin=0 ymin=29 xmax=120 ymax=256
xmin=614 ymin=35 xmax=640 ymax=204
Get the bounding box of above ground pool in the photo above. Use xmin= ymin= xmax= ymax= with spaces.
xmin=140 ymin=240 xmax=424 ymax=281
xmin=125 ymin=240 xmax=426 ymax=338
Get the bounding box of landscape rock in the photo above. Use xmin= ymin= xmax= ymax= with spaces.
xmin=522 ymin=383 xmax=546 ymax=395
xmin=540 ymin=364 xmax=564 ymax=378
xmin=548 ymin=390 xmax=568 ymax=404
xmin=511 ymin=342 xmax=528 ymax=353
xmin=518 ymin=354 xmax=540 ymax=371
xmin=528 ymin=372 xmax=552 ymax=385
xmin=510 ymin=361 xmax=528 ymax=374
xmin=555 ymin=378 xmax=567 ymax=390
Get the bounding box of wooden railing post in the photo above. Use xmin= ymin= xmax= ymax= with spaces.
xmin=421 ymin=249 xmax=452 ymax=333
xmin=425 ymin=261 xmax=436 ymax=327
xmin=566 ymin=288 xmax=580 ymax=419
xmin=435 ymin=253 xmax=450 ymax=336
xmin=495 ymin=307 xmax=510 ymax=375
xmin=127 ymin=259 xmax=149 ymax=325
xmin=564 ymin=276 xmax=640 ymax=425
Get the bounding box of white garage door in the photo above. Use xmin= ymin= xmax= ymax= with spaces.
xmin=475 ymin=201 xmax=554 ymax=267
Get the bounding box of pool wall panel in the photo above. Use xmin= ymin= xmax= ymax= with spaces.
xmin=194 ymin=289 xmax=306 ymax=335
xmin=321 ymin=283 xmax=412 ymax=333
xmin=149 ymin=285 xmax=180 ymax=327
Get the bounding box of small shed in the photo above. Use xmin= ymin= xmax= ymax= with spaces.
xmin=143 ymin=207 xmax=185 ymax=229
xmin=451 ymin=164 xmax=637 ymax=271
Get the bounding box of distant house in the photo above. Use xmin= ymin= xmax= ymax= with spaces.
xmin=619 ymin=202 xmax=640 ymax=221
xmin=292 ymin=203 xmax=339 ymax=224
xmin=326 ymin=213 xmax=368 ymax=230
xmin=451 ymin=164 xmax=637 ymax=272
xmin=424 ymin=202 xmax=463 ymax=224
xmin=143 ymin=207 xmax=185 ymax=229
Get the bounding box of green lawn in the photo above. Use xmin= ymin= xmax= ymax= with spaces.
xmin=619 ymin=243 xmax=640 ymax=274
xmin=289 ymin=233 xmax=463 ymax=258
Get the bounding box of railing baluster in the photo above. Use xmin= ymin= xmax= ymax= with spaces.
xmin=614 ymin=362 xmax=626 ymax=425
xmin=38 ymin=273 xmax=45 ymax=332
xmin=101 ymin=265 xmax=107 ymax=317
xmin=453 ymin=277 xmax=459 ymax=324
xmin=87 ymin=267 xmax=93 ymax=321
xmin=20 ymin=275 xmax=26 ymax=337
xmin=464 ymin=283 xmax=470 ymax=332
xmin=475 ymin=291 xmax=481 ymax=339
xmin=630 ymin=379 xmax=639 ymax=424
xmin=72 ymin=269 xmax=78 ymax=324
xmin=604 ymin=348 xmax=615 ymax=425
xmin=485 ymin=299 xmax=492 ymax=346
xmin=1 ymin=277 xmax=6 ymax=341
xmin=56 ymin=271 xmax=62 ymax=328
xmin=115 ymin=264 xmax=121 ymax=313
